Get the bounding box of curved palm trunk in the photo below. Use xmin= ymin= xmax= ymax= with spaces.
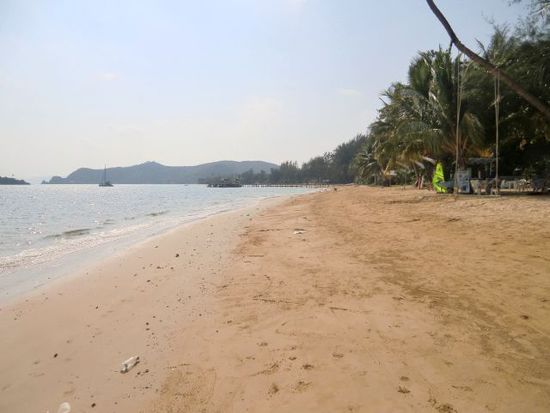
xmin=425 ymin=0 xmax=550 ymax=122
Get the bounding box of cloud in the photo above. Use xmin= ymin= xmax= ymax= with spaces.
xmin=337 ymin=88 xmax=362 ymax=97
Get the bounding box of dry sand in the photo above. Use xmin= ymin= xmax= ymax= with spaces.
xmin=1 ymin=187 xmax=549 ymax=412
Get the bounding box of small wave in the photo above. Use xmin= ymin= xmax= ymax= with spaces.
xmin=2 ymin=221 xmax=153 ymax=275
xmin=44 ymin=228 xmax=92 ymax=239
xmin=146 ymin=210 xmax=169 ymax=217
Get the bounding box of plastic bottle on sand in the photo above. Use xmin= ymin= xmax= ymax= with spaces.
xmin=120 ymin=356 xmax=140 ymax=373
xmin=57 ymin=402 xmax=71 ymax=413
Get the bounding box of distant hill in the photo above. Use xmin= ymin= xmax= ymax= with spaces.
xmin=0 ymin=176 xmax=30 ymax=185
xmin=44 ymin=161 xmax=279 ymax=184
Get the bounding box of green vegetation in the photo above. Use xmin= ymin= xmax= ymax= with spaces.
xmin=354 ymin=20 xmax=549 ymax=186
xmin=240 ymin=23 xmax=548 ymax=187
xmin=237 ymin=135 xmax=367 ymax=185
xmin=237 ymin=4 xmax=549 ymax=188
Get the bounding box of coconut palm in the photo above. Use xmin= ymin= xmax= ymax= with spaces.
xmin=467 ymin=26 xmax=550 ymax=176
xmin=355 ymin=48 xmax=486 ymax=185
xmin=403 ymin=49 xmax=484 ymax=165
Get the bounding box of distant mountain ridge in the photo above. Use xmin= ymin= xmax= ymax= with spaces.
xmin=44 ymin=161 xmax=279 ymax=184
xmin=0 ymin=176 xmax=30 ymax=185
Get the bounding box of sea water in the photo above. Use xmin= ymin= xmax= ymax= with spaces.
xmin=0 ymin=184 xmax=313 ymax=301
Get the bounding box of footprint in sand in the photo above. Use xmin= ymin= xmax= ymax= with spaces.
xmin=429 ymin=397 xmax=457 ymax=413
xmin=256 ymin=362 xmax=279 ymax=376
xmin=292 ymin=380 xmax=311 ymax=392
xmin=397 ymin=386 xmax=410 ymax=394
xmin=268 ymin=383 xmax=279 ymax=395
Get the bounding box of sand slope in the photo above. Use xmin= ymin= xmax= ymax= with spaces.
xmin=151 ymin=187 xmax=550 ymax=412
xmin=0 ymin=204 xmax=266 ymax=412
xmin=1 ymin=187 xmax=549 ymax=412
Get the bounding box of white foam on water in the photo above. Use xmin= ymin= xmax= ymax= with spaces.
xmin=0 ymin=185 xmax=315 ymax=302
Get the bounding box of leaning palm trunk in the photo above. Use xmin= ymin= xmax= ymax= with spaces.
xmin=425 ymin=0 xmax=550 ymax=122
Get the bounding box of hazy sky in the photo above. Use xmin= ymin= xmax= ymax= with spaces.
xmin=0 ymin=0 xmax=527 ymax=179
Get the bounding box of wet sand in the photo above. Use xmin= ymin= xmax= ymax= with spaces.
xmin=1 ymin=187 xmax=549 ymax=412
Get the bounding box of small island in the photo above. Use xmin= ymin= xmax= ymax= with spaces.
xmin=0 ymin=176 xmax=30 ymax=185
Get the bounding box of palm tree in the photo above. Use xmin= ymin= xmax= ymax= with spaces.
xmin=355 ymin=49 xmax=485 ymax=185
xmin=425 ymin=0 xmax=550 ymax=122
xmin=404 ymin=49 xmax=484 ymax=166
xmin=353 ymin=130 xmax=392 ymax=184
xmin=467 ymin=26 xmax=550 ymax=176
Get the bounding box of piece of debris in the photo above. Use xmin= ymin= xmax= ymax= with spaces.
xmin=120 ymin=356 xmax=140 ymax=373
xmin=293 ymin=229 xmax=306 ymax=235
xmin=57 ymin=402 xmax=71 ymax=413
xmin=397 ymin=386 xmax=410 ymax=394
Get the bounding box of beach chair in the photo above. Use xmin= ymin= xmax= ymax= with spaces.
xmin=532 ymin=177 xmax=547 ymax=193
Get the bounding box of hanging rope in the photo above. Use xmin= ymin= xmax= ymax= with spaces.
xmin=494 ymin=70 xmax=500 ymax=195
xmin=454 ymin=54 xmax=463 ymax=196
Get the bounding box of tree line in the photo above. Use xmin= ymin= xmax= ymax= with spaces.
xmin=235 ymin=135 xmax=367 ymax=185
xmin=355 ymin=18 xmax=548 ymax=185
xmin=234 ymin=3 xmax=548 ymax=187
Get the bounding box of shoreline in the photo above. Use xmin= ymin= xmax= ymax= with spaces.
xmin=1 ymin=186 xmax=549 ymax=412
xmin=0 ymin=192 xmax=303 ymax=306
xmin=0 ymin=192 xmax=304 ymax=412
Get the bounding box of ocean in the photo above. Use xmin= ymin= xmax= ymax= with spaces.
xmin=0 ymin=184 xmax=312 ymax=301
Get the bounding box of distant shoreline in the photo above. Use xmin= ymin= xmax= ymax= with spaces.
xmin=0 ymin=176 xmax=30 ymax=185
xmin=43 ymin=160 xmax=278 ymax=185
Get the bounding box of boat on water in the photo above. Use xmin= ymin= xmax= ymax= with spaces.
xmin=99 ymin=165 xmax=113 ymax=187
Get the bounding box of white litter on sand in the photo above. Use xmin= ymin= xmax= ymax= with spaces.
xmin=57 ymin=402 xmax=71 ymax=413
xmin=120 ymin=356 xmax=140 ymax=373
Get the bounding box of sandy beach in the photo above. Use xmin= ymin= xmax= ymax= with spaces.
xmin=1 ymin=187 xmax=549 ymax=412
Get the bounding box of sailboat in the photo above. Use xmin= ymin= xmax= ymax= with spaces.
xmin=99 ymin=165 xmax=113 ymax=187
